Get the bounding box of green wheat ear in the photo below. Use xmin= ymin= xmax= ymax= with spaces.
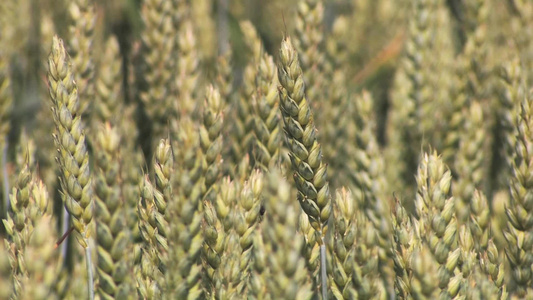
xmin=505 ymin=89 xmax=533 ymax=297
xmin=94 ymin=123 xmax=133 ymax=298
xmin=278 ymin=35 xmax=331 ymax=298
xmin=47 ymin=35 xmax=94 ymax=299
xmin=278 ymin=35 xmax=331 ymax=239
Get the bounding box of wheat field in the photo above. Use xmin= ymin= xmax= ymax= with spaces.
xmin=0 ymin=0 xmax=532 ymax=299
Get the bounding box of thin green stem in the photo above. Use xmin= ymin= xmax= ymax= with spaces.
xmin=85 ymin=243 xmax=94 ymax=300
xmin=320 ymin=240 xmax=327 ymax=299
xmin=2 ymin=138 xmax=8 ymax=214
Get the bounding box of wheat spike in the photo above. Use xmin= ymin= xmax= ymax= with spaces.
xmin=94 ymin=123 xmax=134 ymax=298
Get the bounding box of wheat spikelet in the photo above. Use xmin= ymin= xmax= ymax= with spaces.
xmin=215 ymin=48 xmax=233 ymax=102
xmin=93 ymin=123 xmax=133 ymax=299
xmin=293 ymin=0 xmax=325 ymax=102
xmin=136 ymin=139 xmax=173 ymax=296
xmin=3 ymin=163 xmax=32 ymax=295
xmin=212 ymin=178 xmax=240 ymax=298
xmin=47 ymin=37 xmax=94 ymax=299
xmin=387 ymin=0 xmax=439 ymax=194
xmin=414 ymin=151 xmax=461 ymax=298
xmin=67 ymin=0 xmax=96 ymax=116
xmin=409 ymin=245 xmax=441 ymax=298
xmin=454 ymin=101 xmax=486 ymax=222
xmin=202 ymin=195 xmax=224 ymax=297
xmin=190 ymin=0 xmax=216 ymax=62
xmin=174 ymin=17 xmax=200 ymax=116
xmin=166 ymin=117 xmax=205 ymax=299
xmin=137 ymin=140 xmax=173 ymax=296
xmin=200 ymin=85 xmax=224 ymax=201
xmin=94 ymin=36 xmax=123 ymax=126
xmin=480 ymin=239 xmax=506 ymax=295
xmin=278 ymin=35 xmax=332 ymax=296
xmin=392 ymin=198 xmax=418 ymax=298
xmin=320 ymin=17 xmax=349 ymax=189
xmin=331 ymin=188 xmax=385 ymax=299
xmin=138 ymin=0 xmax=175 ymax=140
xmin=345 ymin=93 xmax=392 ymax=280
xmin=262 ymin=170 xmax=312 ymax=299
xmin=469 ymin=189 xmax=491 ymax=252
xmin=253 ymin=53 xmax=283 ymax=170
xmin=225 ymin=21 xmax=263 ymax=171
xmin=498 ymin=57 xmax=523 ymax=183
xmin=19 ymin=215 xmax=60 ymax=300
xmin=442 ymin=56 xmax=469 ymax=167
xmin=504 ymin=89 xmax=533 ymax=297
xmin=234 ymin=170 xmax=263 ymax=295
xmin=278 ymin=35 xmax=330 ymax=238
xmin=136 ymin=176 xmax=163 ymax=299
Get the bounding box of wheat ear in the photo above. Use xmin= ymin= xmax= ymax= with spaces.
xmin=47 ymin=35 xmax=94 ymax=299
xmin=278 ymin=36 xmax=331 ymax=298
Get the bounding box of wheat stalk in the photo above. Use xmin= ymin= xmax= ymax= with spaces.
xmin=0 ymin=45 xmax=12 ymax=219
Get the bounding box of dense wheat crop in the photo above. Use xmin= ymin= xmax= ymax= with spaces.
xmin=0 ymin=0 xmax=532 ymax=299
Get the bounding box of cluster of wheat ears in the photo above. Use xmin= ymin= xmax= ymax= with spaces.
xmin=0 ymin=0 xmax=533 ymax=299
